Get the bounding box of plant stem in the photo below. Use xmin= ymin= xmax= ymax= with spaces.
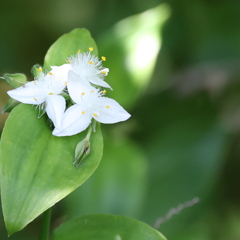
xmin=39 ymin=208 xmax=52 ymax=240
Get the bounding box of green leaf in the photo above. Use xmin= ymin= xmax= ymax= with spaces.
xmin=1 ymin=73 xmax=27 ymax=89
xmin=53 ymin=214 xmax=167 ymax=240
xmin=0 ymin=104 xmax=103 ymax=235
xmin=44 ymin=28 xmax=98 ymax=70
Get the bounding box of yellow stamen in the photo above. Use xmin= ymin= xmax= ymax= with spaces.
xmin=93 ymin=113 xmax=98 ymax=117
xmin=78 ymin=50 xmax=81 ymax=54
xmin=101 ymin=56 xmax=106 ymax=61
xmin=101 ymin=71 xmax=107 ymax=74
xmin=64 ymin=82 xmax=67 ymax=86
xmin=82 ymin=92 xmax=85 ymax=95
xmin=48 ymin=72 xmax=53 ymax=75
xmin=34 ymin=81 xmax=36 ymax=85
xmin=34 ymin=98 xmax=38 ymax=101
xmin=49 ymin=93 xmax=54 ymax=95
xmin=102 ymin=90 xmax=107 ymax=94
xmin=37 ymin=67 xmax=42 ymax=71
xmin=81 ymin=111 xmax=85 ymax=114
xmin=89 ymin=47 xmax=94 ymax=51
xmin=106 ymin=106 xmax=110 ymax=108
xmin=88 ymin=61 xmax=94 ymax=64
xmin=90 ymin=90 xmax=94 ymax=93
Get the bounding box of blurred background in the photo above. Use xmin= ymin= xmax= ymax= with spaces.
xmin=1 ymin=0 xmax=240 ymax=239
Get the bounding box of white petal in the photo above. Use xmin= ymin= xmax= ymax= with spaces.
xmin=87 ymin=76 xmax=112 ymax=89
xmin=50 ymin=64 xmax=72 ymax=84
xmin=93 ymin=97 xmax=131 ymax=124
xmin=67 ymin=71 xmax=95 ymax=103
xmin=7 ymin=81 xmax=46 ymax=104
xmin=46 ymin=95 xmax=66 ymax=128
xmin=52 ymin=104 xmax=92 ymax=136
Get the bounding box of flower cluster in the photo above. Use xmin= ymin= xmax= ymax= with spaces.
xmin=7 ymin=48 xmax=131 ymax=137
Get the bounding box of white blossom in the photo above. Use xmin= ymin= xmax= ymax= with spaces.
xmin=53 ymin=78 xmax=130 ymax=137
xmin=7 ymin=71 xmax=66 ymax=128
xmin=51 ymin=48 xmax=111 ymax=101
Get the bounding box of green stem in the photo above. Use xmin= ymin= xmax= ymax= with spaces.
xmin=86 ymin=125 xmax=92 ymax=140
xmin=39 ymin=208 xmax=52 ymax=240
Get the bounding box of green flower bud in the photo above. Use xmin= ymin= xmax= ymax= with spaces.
xmin=31 ymin=64 xmax=46 ymax=78
xmin=73 ymin=139 xmax=90 ymax=168
xmin=1 ymin=73 xmax=27 ymax=88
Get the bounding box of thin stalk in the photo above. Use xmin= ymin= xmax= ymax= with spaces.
xmin=39 ymin=208 xmax=52 ymax=240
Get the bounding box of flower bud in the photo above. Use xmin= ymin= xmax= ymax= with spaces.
xmin=31 ymin=64 xmax=45 ymax=78
xmin=1 ymin=73 xmax=27 ymax=88
xmin=73 ymin=139 xmax=90 ymax=168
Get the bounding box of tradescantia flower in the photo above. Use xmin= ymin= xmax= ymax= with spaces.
xmin=50 ymin=48 xmax=111 ymax=100
xmin=7 ymin=71 xmax=66 ymax=128
xmin=53 ymin=72 xmax=130 ymax=137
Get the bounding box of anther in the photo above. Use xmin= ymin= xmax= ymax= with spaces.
xmin=89 ymin=47 xmax=94 ymax=51
xmin=81 ymin=111 xmax=85 ymax=114
xmin=93 ymin=113 xmax=98 ymax=117
xmin=78 ymin=50 xmax=81 ymax=54
xmin=102 ymin=56 xmax=106 ymax=61
xmin=102 ymin=90 xmax=107 ymax=94
xmin=37 ymin=68 xmax=42 ymax=72
xmin=34 ymin=81 xmax=36 ymax=85
xmin=101 ymin=71 xmax=107 ymax=74
xmin=67 ymin=60 xmax=72 ymax=63
xmin=90 ymin=90 xmax=94 ymax=93
xmin=49 ymin=93 xmax=54 ymax=95
xmin=34 ymin=98 xmax=38 ymax=101
xmin=64 ymin=82 xmax=67 ymax=86
xmin=48 ymin=72 xmax=53 ymax=75
xmin=106 ymin=106 xmax=110 ymax=108
xmin=88 ymin=61 xmax=94 ymax=64
xmin=82 ymin=92 xmax=85 ymax=95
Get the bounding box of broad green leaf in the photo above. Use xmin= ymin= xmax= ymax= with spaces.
xmin=44 ymin=28 xmax=98 ymax=70
xmin=53 ymin=214 xmax=167 ymax=240
xmin=97 ymin=4 xmax=170 ymax=108
xmin=1 ymin=73 xmax=27 ymax=89
xmin=0 ymin=104 xmax=103 ymax=235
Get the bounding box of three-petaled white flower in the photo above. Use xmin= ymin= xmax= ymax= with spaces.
xmin=53 ymin=75 xmax=130 ymax=137
xmin=51 ymin=48 xmax=111 ymax=101
xmin=7 ymin=72 xmax=66 ymax=128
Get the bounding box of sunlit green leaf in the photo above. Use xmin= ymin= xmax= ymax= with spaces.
xmin=53 ymin=214 xmax=167 ymax=240
xmin=44 ymin=28 xmax=98 ymax=70
xmin=97 ymin=4 xmax=170 ymax=108
xmin=0 ymin=104 xmax=103 ymax=235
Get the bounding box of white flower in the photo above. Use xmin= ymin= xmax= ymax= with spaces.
xmin=7 ymin=71 xmax=66 ymax=128
xmin=50 ymin=48 xmax=112 ymax=100
xmin=52 ymin=78 xmax=130 ymax=137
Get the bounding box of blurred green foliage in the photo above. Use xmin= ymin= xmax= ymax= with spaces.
xmin=1 ymin=0 xmax=240 ymax=239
